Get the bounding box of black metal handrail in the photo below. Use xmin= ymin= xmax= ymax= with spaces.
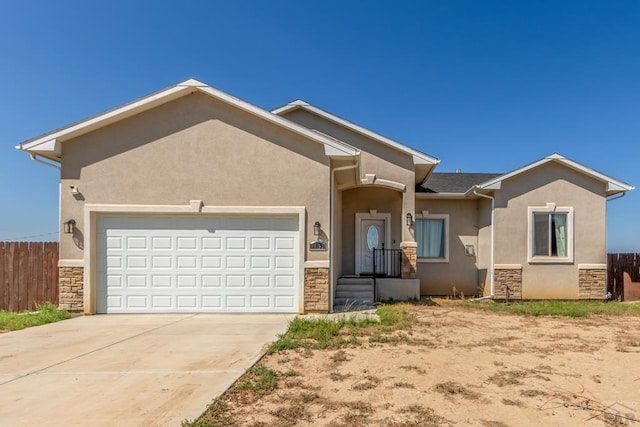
xmin=372 ymin=247 xmax=402 ymax=278
xmin=372 ymin=247 xmax=402 ymax=303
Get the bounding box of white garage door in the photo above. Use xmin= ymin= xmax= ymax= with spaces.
xmin=96 ymin=214 xmax=300 ymax=313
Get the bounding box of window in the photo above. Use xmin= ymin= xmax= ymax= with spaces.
xmin=528 ymin=205 xmax=573 ymax=263
xmin=416 ymin=213 xmax=449 ymax=262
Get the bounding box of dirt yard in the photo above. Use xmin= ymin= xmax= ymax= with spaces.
xmin=195 ymin=300 xmax=640 ymax=426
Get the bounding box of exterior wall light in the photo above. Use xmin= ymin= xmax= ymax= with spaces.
xmin=406 ymin=213 xmax=413 ymax=226
xmin=313 ymin=221 xmax=321 ymax=236
xmin=64 ymin=219 xmax=76 ymax=234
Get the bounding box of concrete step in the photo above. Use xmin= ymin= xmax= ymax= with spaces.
xmin=335 ymin=284 xmax=373 ymax=293
xmin=336 ymin=277 xmax=374 ymax=286
xmin=335 ymin=289 xmax=374 ymax=299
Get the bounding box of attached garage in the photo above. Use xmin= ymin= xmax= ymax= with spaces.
xmin=95 ymin=214 xmax=301 ymax=313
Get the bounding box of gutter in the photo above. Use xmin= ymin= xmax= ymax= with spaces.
xmin=473 ymin=187 xmax=495 ymax=300
xmin=30 ymin=154 xmax=61 ymax=171
xmin=606 ymin=192 xmax=627 ymax=203
xmin=330 ymin=158 xmax=360 ymax=313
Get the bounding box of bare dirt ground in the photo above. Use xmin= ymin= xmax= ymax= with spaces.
xmin=206 ymin=300 xmax=640 ymax=426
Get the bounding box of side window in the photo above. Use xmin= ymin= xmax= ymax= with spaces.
xmin=528 ymin=206 xmax=573 ymax=263
xmin=416 ymin=213 xmax=449 ymax=262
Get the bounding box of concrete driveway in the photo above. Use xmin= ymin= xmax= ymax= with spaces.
xmin=0 ymin=313 xmax=293 ymax=426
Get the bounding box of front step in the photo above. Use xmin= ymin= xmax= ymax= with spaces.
xmin=335 ymin=277 xmax=375 ymax=310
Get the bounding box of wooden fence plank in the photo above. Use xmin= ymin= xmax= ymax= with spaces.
xmin=0 ymin=241 xmax=59 ymax=312
xmin=0 ymin=242 xmax=6 ymax=310
xmin=608 ymin=253 xmax=640 ymax=301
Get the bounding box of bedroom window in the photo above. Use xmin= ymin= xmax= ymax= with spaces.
xmin=415 ymin=213 xmax=449 ymax=262
xmin=528 ymin=205 xmax=573 ymax=263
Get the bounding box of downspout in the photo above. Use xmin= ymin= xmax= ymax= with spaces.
xmin=604 ymin=191 xmax=627 ymax=298
xmin=30 ymin=154 xmax=61 ymax=171
xmin=473 ymin=188 xmax=495 ymax=300
xmin=330 ymin=158 xmax=359 ymax=313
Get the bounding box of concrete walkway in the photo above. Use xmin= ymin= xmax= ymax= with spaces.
xmin=0 ymin=314 xmax=293 ymax=426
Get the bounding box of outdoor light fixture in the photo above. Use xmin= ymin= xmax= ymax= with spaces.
xmin=313 ymin=221 xmax=321 ymax=236
xmin=406 ymin=213 xmax=413 ymax=226
xmin=63 ymin=219 xmax=76 ymax=234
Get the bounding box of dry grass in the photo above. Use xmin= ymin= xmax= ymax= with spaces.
xmin=184 ymin=301 xmax=640 ymax=426
xmin=433 ymin=381 xmax=481 ymax=400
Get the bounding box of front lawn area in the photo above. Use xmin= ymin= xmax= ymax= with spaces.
xmin=184 ymin=300 xmax=640 ymax=426
xmin=0 ymin=303 xmax=72 ymax=332
xmin=459 ymin=299 xmax=640 ymax=317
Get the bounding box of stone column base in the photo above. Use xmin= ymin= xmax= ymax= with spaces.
xmin=304 ymin=267 xmax=329 ymax=313
xmin=400 ymin=242 xmax=417 ymax=279
xmin=578 ymin=267 xmax=606 ymax=299
xmin=494 ymin=265 xmax=522 ymax=300
xmin=59 ymin=267 xmax=84 ymax=312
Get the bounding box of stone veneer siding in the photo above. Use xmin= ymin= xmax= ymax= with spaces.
xmin=304 ymin=267 xmax=329 ymax=312
xmin=578 ymin=268 xmax=606 ymax=299
xmin=400 ymin=244 xmax=417 ymax=279
xmin=59 ymin=267 xmax=84 ymax=312
xmin=494 ymin=268 xmax=522 ymax=300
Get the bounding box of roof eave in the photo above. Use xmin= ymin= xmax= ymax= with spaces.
xmin=272 ymin=101 xmax=439 ymax=166
xmin=474 ymin=153 xmax=634 ymax=195
xmin=416 ymin=192 xmax=473 ymax=199
xmin=16 ymin=80 xmax=359 ymax=160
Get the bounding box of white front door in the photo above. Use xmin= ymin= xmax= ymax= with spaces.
xmin=357 ymin=218 xmax=386 ymax=275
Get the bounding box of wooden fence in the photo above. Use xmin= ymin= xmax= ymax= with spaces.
xmin=0 ymin=242 xmax=59 ymax=312
xmin=607 ymin=253 xmax=640 ymax=300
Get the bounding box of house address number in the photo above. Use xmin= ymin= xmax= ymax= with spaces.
xmin=309 ymin=241 xmax=327 ymax=251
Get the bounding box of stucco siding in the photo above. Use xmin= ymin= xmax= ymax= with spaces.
xmin=283 ymin=108 xmax=416 ymax=242
xmin=493 ymin=163 xmax=607 ymax=299
xmin=415 ymin=199 xmax=479 ymax=296
xmin=60 ymin=92 xmax=331 ymax=261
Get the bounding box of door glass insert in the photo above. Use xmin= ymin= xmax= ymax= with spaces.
xmin=366 ymin=225 xmax=379 ymax=251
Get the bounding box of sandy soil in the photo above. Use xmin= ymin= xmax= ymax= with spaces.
xmin=216 ymin=301 xmax=640 ymax=426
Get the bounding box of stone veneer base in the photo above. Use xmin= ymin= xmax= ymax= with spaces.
xmin=59 ymin=266 xmax=84 ymax=312
xmin=578 ymin=268 xmax=606 ymax=299
xmin=494 ymin=268 xmax=522 ymax=300
xmin=304 ymin=267 xmax=329 ymax=313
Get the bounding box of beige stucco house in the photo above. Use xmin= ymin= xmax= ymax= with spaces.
xmin=16 ymin=79 xmax=634 ymax=314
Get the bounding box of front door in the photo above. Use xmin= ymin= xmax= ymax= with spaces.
xmin=358 ymin=219 xmax=386 ymax=275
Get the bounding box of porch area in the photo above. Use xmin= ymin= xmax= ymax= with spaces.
xmin=332 ymin=186 xmax=419 ymax=312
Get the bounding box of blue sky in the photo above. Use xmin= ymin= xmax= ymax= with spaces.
xmin=1 ymin=1 xmax=638 ymax=251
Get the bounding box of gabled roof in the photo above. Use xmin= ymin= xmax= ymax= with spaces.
xmin=272 ymin=100 xmax=439 ymax=166
xmin=472 ymin=153 xmax=634 ymax=196
xmin=418 ymin=172 xmax=502 ymax=194
xmin=16 ymin=79 xmax=359 ymax=162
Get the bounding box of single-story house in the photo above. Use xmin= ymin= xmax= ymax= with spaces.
xmin=16 ymin=79 xmax=634 ymax=314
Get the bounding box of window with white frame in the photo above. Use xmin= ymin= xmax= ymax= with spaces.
xmin=415 ymin=212 xmax=449 ymax=262
xmin=528 ymin=205 xmax=574 ymax=263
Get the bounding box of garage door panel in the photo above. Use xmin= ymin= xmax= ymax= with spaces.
xmin=275 ymin=237 xmax=294 ymax=250
xmin=152 ymin=256 xmax=172 ymax=269
xmin=226 ymin=295 xmax=246 ymax=308
xmin=152 ymin=275 xmax=172 ymax=288
xmin=202 ymin=256 xmax=221 ymax=269
xmin=275 ymin=275 xmax=295 ymax=288
xmin=250 ymin=237 xmax=270 ymax=250
xmin=127 ymin=256 xmax=147 ymax=269
xmin=250 ymin=256 xmax=271 ymax=269
xmin=97 ymin=214 xmax=300 ymax=313
xmin=202 ymin=295 xmax=222 ymax=308
xmin=275 ymin=295 xmax=295 ymax=308
xmin=202 ymin=275 xmax=222 ymax=287
xmin=250 ymin=276 xmax=270 ymax=288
